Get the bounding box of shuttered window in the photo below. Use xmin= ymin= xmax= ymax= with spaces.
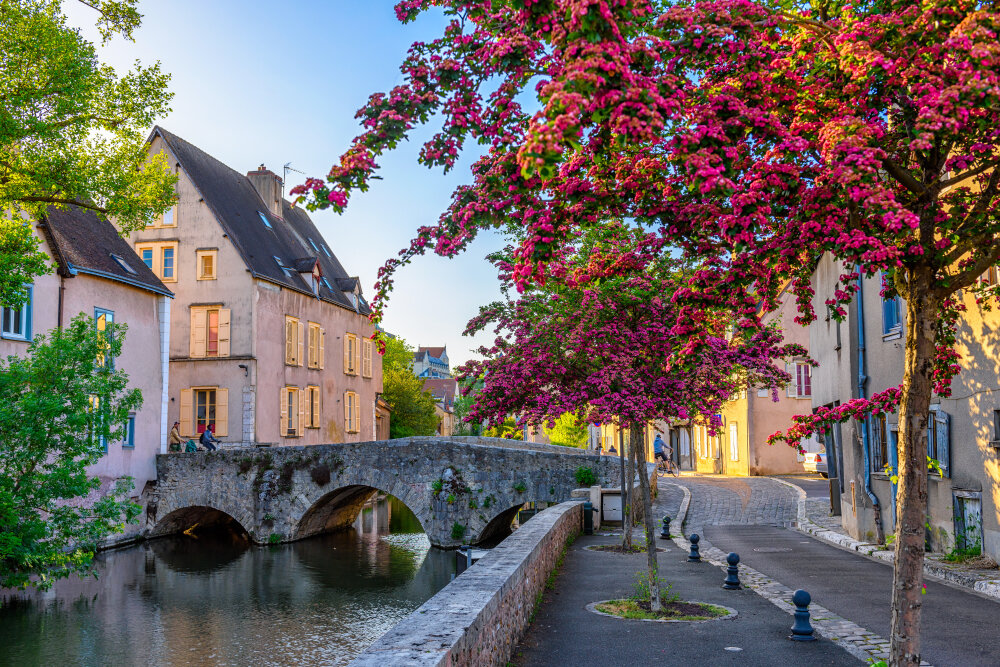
xmin=362 ymin=338 xmax=373 ymax=378
xmin=190 ymin=307 xmax=230 ymax=358
xmin=927 ymin=407 xmax=951 ymax=478
xmin=308 ymin=322 xmax=324 ymax=369
xmin=785 ymin=361 xmax=812 ymax=398
xmin=306 ymin=385 xmax=321 ymax=428
xmin=180 ymin=387 xmax=227 ymax=437
xmin=344 ymin=390 xmax=360 ymax=433
xmin=285 ymin=316 xmax=304 ymax=366
xmin=344 ymin=333 xmax=359 ymax=375
xmin=280 ymin=386 xmax=303 ymax=437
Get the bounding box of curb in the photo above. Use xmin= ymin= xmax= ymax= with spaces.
xmin=769 ymin=477 xmax=1000 ymax=603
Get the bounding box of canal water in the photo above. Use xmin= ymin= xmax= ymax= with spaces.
xmin=0 ymin=496 xmax=454 ymax=667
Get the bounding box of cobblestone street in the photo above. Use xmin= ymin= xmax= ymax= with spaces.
xmin=660 ymin=474 xmax=799 ymax=532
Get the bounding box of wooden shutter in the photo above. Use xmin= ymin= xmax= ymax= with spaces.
xmin=935 ymin=409 xmax=951 ymax=478
xmin=363 ymin=339 xmax=372 ymax=378
xmin=191 ymin=308 xmax=207 ymax=358
xmin=218 ymin=309 xmax=231 ymax=357
xmin=343 ymin=335 xmax=351 ymax=374
xmin=785 ymin=362 xmax=796 ymax=398
xmin=279 ymin=387 xmax=289 ymax=437
xmin=354 ymin=394 xmax=361 ymax=433
xmin=307 ymin=324 xmax=317 ymax=368
xmin=319 ymin=328 xmax=325 ymax=369
xmin=297 ymin=321 xmax=305 ymax=367
xmin=297 ymin=388 xmax=306 ymax=435
xmin=344 ymin=391 xmax=350 ymax=432
xmin=215 ymin=388 xmax=229 ymax=437
xmin=179 ymin=388 xmax=193 ymax=436
xmin=354 ymin=339 xmax=361 ymax=377
xmin=285 ymin=318 xmax=294 ymax=365
xmin=311 ymin=387 xmax=320 ymax=427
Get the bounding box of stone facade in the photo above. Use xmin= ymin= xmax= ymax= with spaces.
xmin=148 ymin=437 xmax=619 ymax=547
xmin=350 ymin=500 xmax=584 ymax=667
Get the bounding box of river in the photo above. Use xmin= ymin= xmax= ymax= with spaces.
xmin=0 ymin=496 xmax=455 ymax=667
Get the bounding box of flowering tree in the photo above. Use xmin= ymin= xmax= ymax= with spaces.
xmin=298 ymin=2 xmax=999 ymax=662
xmin=459 ymin=225 xmax=797 ymax=610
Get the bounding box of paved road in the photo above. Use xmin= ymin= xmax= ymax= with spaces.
xmin=705 ymin=524 xmax=1000 ymax=667
xmin=670 ymin=475 xmax=798 ymax=530
xmin=780 ymin=474 xmax=833 ymax=497
xmin=513 ymin=530 xmax=858 ymax=666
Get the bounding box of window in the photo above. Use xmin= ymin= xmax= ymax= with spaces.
xmin=927 ymin=407 xmax=951 ymax=477
xmin=258 ymin=211 xmax=273 ymax=229
xmin=111 ymin=254 xmax=138 ymax=275
xmin=306 ymin=385 xmax=321 ymax=428
xmin=273 ymin=255 xmax=291 ymax=276
xmin=785 ymin=361 xmax=812 ymax=398
xmin=322 ymin=244 xmax=332 ymax=258
xmin=95 ymin=308 xmax=114 ymax=369
xmin=135 ymin=242 xmax=178 ymax=282
xmin=981 ymin=266 xmax=998 ymax=287
xmin=147 ymin=204 xmax=177 ymax=228
xmin=196 ymin=249 xmax=217 ymax=280
xmin=307 ymin=322 xmax=325 ymax=369
xmin=280 ymin=386 xmax=303 ymax=437
xmin=308 ymin=238 xmax=319 ymax=253
xmin=729 ymin=422 xmax=739 ymax=461
xmin=344 ymin=333 xmax=359 ymax=375
xmin=362 ymin=338 xmax=373 ymax=378
xmin=190 ymin=307 xmax=230 ymax=358
xmin=344 ymin=390 xmax=360 ymax=433
xmin=871 ymin=414 xmax=888 ymax=472
xmin=757 ymin=387 xmax=769 ymax=398
xmin=179 ymin=387 xmax=229 ymax=437
xmin=122 ymin=413 xmax=135 ymax=448
xmin=285 ymin=316 xmax=304 ymax=366
xmin=1 ymin=287 xmax=31 ymax=341
xmin=994 ymin=410 xmax=1000 ymax=442
xmin=881 ymin=273 xmax=902 ymax=335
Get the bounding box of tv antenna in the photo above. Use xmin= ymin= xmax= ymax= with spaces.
xmin=282 ymin=162 xmax=305 ymax=197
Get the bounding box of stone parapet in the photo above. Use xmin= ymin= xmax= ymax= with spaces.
xmin=350 ymin=500 xmax=583 ymax=667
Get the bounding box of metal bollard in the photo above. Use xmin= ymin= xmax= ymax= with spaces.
xmin=584 ymin=501 xmax=594 ymax=535
xmin=723 ymin=552 xmax=741 ymax=589
xmin=687 ymin=534 xmax=701 ymax=562
xmin=789 ymin=589 xmax=816 ymax=641
xmin=660 ymin=515 xmax=671 ymax=540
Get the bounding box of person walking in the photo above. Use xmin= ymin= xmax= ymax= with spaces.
xmin=168 ymin=421 xmax=183 ymax=452
xmin=199 ymin=424 xmax=220 ymax=451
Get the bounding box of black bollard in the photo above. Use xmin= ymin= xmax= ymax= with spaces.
xmin=789 ymin=589 xmax=817 ymax=641
xmin=687 ymin=534 xmax=701 ymax=562
xmin=723 ymin=552 xmax=741 ymax=589
xmin=660 ymin=515 xmax=671 ymax=540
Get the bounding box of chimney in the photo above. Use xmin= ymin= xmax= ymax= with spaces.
xmin=246 ymin=164 xmax=283 ymax=218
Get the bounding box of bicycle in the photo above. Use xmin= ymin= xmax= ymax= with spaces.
xmin=656 ymin=454 xmax=679 ymax=477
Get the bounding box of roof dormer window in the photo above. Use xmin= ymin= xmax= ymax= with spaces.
xmin=110 ymin=253 xmax=138 ymax=275
xmin=308 ymin=238 xmax=319 ymax=253
xmin=257 ymin=211 xmax=273 ymax=229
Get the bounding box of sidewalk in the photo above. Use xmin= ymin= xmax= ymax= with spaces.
xmin=512 ymin=488 xmax=860 ymax=665
xmin=771 ymin=477 xmax=1000 ymax=599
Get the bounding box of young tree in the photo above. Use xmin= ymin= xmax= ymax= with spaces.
xmin=298 ymin=3 xmax=999 ymax=661
xmin=381 ymin=336 xmax=440 ymax=438
xmin=460 ymin=226 xmax=795 ymax=610
xmin=0 ymin=0 xmax=175 ymax=308
xmin=542 ymin=412 xmax=588 ymax=448
xmin=0 ymin=314 xmax=142 ymax=590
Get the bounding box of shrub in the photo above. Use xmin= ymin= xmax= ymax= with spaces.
xmin=451 ymin=522 xmax=466 ymax=540
xmin=513 ymin=481 xmax=527 ymax=493
xmin=575 ymin=466 xmax=597 ymax=487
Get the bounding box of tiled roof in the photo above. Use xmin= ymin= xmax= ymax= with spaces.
xmin=151 ymin=126 xmax=369 ymax=314
xmin=39 ymin=205 xmax=172 ymax=297
xmin=418 ymin=346 xmax=447 ymax=359
xmin=423 ymin=377 xmax=458 ymax=409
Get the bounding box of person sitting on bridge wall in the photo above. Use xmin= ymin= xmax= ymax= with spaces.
xmin=168 ymin=421 xmax=183 ymax=453
xmin=200 ymin=424 xmax=220 ymax=452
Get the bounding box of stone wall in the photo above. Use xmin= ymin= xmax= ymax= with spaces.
xmin=350 ymin=500 xmax=583 ymax=667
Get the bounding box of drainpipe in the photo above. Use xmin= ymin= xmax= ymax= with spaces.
xmin=856 ymin=269 xmax=885 ymax=543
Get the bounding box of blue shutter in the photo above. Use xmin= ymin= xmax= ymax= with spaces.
xmin=936 ymin=410 xmax=951 ymax=478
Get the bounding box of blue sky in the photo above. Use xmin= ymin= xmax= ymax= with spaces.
xmin=67 ymin=1 xmax=504 ymax=366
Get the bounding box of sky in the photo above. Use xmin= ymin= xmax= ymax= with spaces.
xmin=66 ymin=1 xmax=505 ymax=367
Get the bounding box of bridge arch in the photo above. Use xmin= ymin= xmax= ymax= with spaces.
xmin=150 ymin=505 xmax=250 ymax=539
xmin=295 ymin=482 xmax=431 ymax=541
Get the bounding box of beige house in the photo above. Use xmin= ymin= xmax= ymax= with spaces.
xmin=810 ymin=254 xmax=1000 ymax=559
xmin=131 ymin=127 xmax=382 ymax=447
xmin=1 ymin=206 xmax=172 ymax=504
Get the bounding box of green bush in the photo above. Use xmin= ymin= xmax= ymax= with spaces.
xmin=451 ymin=522 xmax=466 ymax=540
xmin=575 ymin=466 xmax=597 ymax=487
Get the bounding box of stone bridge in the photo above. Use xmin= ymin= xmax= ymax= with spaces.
xmin=146 ymin=436 xmax=621 ymax=548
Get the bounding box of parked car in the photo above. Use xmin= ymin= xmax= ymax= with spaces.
xmin=803 ymin=451 xmax=828 ymax=478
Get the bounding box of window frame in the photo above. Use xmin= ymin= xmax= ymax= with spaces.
xmin=880 ymin=272 xmax=902 ymax=337
xmin=95 ymin=307 xmax=115 ymax=370
xmin=196 ymin=249 xmax=218 ymax=280
xmin=344 ymin=333 xmax=359 ymax=375
xmin=729 ymin=422 xmax=739 ymax=461
xmin=871 ymin=414 xmax=889 ymax=472
xmin=1 ymin=286 xmax=32 ymax=341
xmin=135 ymin=241 xmax=179 ymax=283
xmin=345 ymin=390 xmax=360 ymax=433
xmin=194 ymin=387 xmax=218 ymax=435
xmin=122 ymin=413 xmax=136 ymax=449
xmin=306 ymin=385 xmax=321 ymax=428
xmin=285 ymin=316 xmax=303 ymax=366
xmin=307 ymin=322 xmax=324 ymax=369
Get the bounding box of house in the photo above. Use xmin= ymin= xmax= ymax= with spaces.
xmin=413 ymin=345 xmax=451 ymax=378
xmin=0 ymin=206 xmax=172 ymax=529
xmin=692 ymin=284 xmax=818 ymax=475
xmin=423 ymin=377 xmax=457 ymax=436
xmin=131 ymin=127 xmax=381 ymax=447
xmin=809 ymin=254 xmax=1000 ymax=559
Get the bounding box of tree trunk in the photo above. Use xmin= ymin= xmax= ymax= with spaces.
xmin=890 ymin=277 xmax=937 ymax=667
xmin=619 ymin=426 xmax=632 ymax=550
xmin=633 ymin=422 xmax=660 ymax=611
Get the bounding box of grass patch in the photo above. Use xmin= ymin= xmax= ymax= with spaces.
xmin=595 ymin=599 xmax=728 ymax=621
xmin=588 ymin=544 xmax=664 ymax=554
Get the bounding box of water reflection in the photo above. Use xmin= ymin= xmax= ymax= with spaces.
xmin=0 ymin=495 xmax=453 ymax=667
